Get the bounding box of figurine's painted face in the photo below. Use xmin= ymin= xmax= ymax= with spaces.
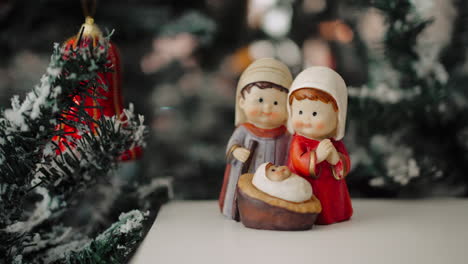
xmin=265 ymin=163 xmax=291 ymax=182
xmin=239 ymin=86 xmax=288 ymax=129
xmin=290 ymin=88 xmax=338 ymax=139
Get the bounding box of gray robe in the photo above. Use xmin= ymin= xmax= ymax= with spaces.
xmin=220 ymin=125 xmax=290 ymax=219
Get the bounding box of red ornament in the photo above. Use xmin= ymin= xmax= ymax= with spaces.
xmin=54 ymin=17 xmax=142 ymax=161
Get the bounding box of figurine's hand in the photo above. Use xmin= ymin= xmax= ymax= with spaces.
xmin=233 ymin=147 xmax=250 ymax=163
xmin=316 ymin=139 xmax=334 ymax=163
xmin=326 ymin=148 xmax=340 ymax=165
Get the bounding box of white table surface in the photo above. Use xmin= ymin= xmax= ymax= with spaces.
xmin=131 ymin=199 xmax=468 ymax=264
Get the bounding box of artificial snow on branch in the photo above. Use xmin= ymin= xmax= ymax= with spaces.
xmin=43 ymin=210 xmax=148 ymax=264
xmin=0 ymin=33 xmax=148 ymax=263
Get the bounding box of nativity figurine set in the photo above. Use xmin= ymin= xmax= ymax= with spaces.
xmin=219 ymin=58 xmax=352 ymax=231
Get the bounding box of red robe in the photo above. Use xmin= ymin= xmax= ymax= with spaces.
xmin=287 ymin=134 xmax=353 ymax=225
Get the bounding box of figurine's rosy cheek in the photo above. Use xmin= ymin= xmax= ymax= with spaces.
xmin=294 ymin=121 xmax=306 ymax=128
xmin=249 ymin=110 xmax=259 ymax=116
xmin=270 ymin=112 xmax=280 ymax=119
xmin=315 ymin=122 xmax=325 ymax=130
xmin=278 ymin=166 xmax=291 ymax=175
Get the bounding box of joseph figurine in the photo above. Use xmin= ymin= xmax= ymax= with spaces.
xmin=218 ymin=58 xmax=293 ymax=220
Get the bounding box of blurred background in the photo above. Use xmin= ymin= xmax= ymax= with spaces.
xmin=1 ymin=0 xmax=468 ymax=201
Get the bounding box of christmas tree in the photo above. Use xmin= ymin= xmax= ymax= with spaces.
xmin=342 ymin=0 xmax=468 ymax=197
xmin=0 ymin=32 xmax=156 ymax=263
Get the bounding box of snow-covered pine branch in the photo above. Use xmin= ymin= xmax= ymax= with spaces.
xmin=43 ymin=210 xmax=148 ymax=264
xmin=1 ymin=34 xmax=147 ymax=263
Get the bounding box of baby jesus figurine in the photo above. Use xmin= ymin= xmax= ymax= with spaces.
xmin=265 ymin=163 xmax=292 ymax=181
xmin=252 ymin=163 xmax=313 ymax=203
xmin=236 ymin=162 xmax=322 ymax=231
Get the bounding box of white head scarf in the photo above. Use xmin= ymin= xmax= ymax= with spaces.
xmin=287 ymin=66 xmax=348 ymax=140
xmin=252 ymin=163 xmax=313 ymax=203
xmin=235 ymin=58 xmax=293 ymax=126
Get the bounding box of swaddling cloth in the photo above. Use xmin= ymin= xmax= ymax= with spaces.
xmin=252 ymin=163 xmax=313 ymax=203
